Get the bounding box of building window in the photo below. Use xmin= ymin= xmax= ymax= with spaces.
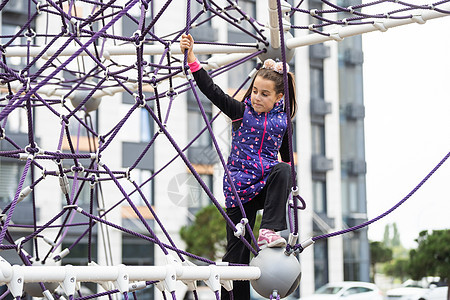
xmin=314 ymin=239 xmax=329 ymax=290
xmin=187 ymin=173 xmax=213 ymax=222
xmin=1 ymin=24 xmax=30 ymax=67
xmin=187 ymin=98 xmax=212 ymax=149
xmin=0 ymin=161 xmax=32 ymax=203
xmin=310 ymin=66 xmax=325 ymax=100
xmin=140 ymin=109 xmax=154 ymax=142
xmin=129 ymin=169 xmax=154 ymax=206
xmin=312 ymin=180 xmax=326 ymax=214
xmin=311 ymin=124 xmax=325 ymax=155
xmin=342 ymin=178 xmax=358 ymax=215
xmin=186 ymin=92 xmax=214 ymax=217
xmin=187 ymin=92 xmax=218 ymax=165
xmin=343 ymin=233 xmax=361 ymax=281
xmin=122 ymin=238 xmax=154 ymax=300
xmin=0 ymin=108 xmax=28 ymax=134
xmin=122 ymin=238 xmax=154 ymax=265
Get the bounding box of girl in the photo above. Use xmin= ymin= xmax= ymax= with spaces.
xmin=180 ymin=34 xmax=297 ymax=300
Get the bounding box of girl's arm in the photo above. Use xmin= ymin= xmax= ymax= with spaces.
xmin=192 ymin=68 xmax=244 ymax=120
xmin=180 ymin=34 xmax=244 ymax=120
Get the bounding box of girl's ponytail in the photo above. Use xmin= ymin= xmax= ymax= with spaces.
xmin=287 ymin=72 xmax=297 ymax=119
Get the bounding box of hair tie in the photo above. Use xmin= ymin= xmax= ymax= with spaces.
xmin=262 ymin=59 xmax=289 ymax=74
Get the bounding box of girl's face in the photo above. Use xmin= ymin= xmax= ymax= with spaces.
xmin=251 ymin=76 xmax=283 ymax=114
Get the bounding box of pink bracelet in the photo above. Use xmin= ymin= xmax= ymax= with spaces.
xmin=188 ymin=58 xmax=202 ymax=72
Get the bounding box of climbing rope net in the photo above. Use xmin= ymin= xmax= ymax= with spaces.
xmin=0 ymin=0 xmax=449 ymax=299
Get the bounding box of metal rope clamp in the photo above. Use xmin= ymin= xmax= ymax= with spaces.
xmin=234 ymin=218 xmax=248 ymax=238
xmin=125 ymin=167 xmax=132 ymax=182
xmin=284 ymin=232 xmax=298 ymax=256
xmin=0 ymin=127 xmax=5 ymax=140
xmin=36 ymin=1 xmax=43 ymax=14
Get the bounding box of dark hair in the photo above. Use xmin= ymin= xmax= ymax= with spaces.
xmin=242 ymin=68 xmax=297 ymax=118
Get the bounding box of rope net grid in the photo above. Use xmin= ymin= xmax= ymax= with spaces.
xmin=0 ymin=0 xmax=449 ymax=299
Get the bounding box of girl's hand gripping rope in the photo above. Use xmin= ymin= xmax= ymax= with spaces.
xmin=180 ymin=34 xmax=196 ymax=64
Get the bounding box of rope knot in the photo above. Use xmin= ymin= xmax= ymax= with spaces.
xmin=140 ymin=0 xmax=149 ymax=11
xmin=132 ymin=30 xmax=143 ymax=47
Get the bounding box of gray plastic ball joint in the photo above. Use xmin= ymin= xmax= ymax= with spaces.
xmin=257 ymin=32 xmax=296 ymax=64
xmin=250 ymin=247 xmax=301 ymax=299
xmin=70 ymin=90 xmax=102 ymax=113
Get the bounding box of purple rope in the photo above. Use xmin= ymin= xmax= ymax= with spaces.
xmin=141 ymin=0 xmax=173 ymax=39
xmin=113 ymin=113 xmax=221 ymax=218
xmin=30 ymin=166 xmax=39 ymax=260
xmin=0 ymin=0 xmax=139 ymax=122
xmin=1 ymin=1 xmax=447 ymax=287
xmin=66 ymin=77 xmax=107 ymax=119
xmin=0 ymin=288 xmax=10 ymax=300
xmin=98 ymin=103 xmax=140 ymax=152
xmin=18 ymin=208 xmax=69 ymax=246
xmin=224 ymin=0 xmax=267 ymax=42
xmin=131 ymin=180 xmax=184 ymax=262
xmin=0 ymin=0 xmax=11 ymax=12
xmin=192 ymin=290 xmax=199 ymax=300
xmin=182 ymin=49 xmax=265 ymax=251
xmin=88 ymin=178 xmax=95 ymax=263
xmin=101 ymin=163 xmax=170 ymax=255
xmin=313 ymin=150 xmax=450 ymax=241
xmin=144 ymin=101 xmax=258 ymax=255
xmin=276 ymin=0 xmax=301 ymax=236
xmin=0 ymin=158 xmax=32 ymax=243
xmin=180 ymin=49 xmax=266 ymax=253
xmin=75 ymin=289 xmax=120 ymax=300
xmin=205 ymin=1 xmax=266 ymax=44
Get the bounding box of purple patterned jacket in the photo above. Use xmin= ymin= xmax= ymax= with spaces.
xmin=192 ymin=68 xmax=290 ymax=208
xmin=224 ymin=97 xmax=287 ymax=208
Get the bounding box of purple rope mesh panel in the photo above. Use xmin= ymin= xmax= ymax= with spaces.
xmin=0 ymin=0 xmax=449 ymax=299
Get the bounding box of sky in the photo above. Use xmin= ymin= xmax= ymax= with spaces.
xmin=362 ymin=13 xmax=450 ymax=248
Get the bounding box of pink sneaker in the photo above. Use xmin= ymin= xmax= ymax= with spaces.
xmin=257 ymin=229 xmax=287 ymax=249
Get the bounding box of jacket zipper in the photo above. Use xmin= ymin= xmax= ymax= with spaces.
xmin=258 ymin=113 xmax=268 ymax=178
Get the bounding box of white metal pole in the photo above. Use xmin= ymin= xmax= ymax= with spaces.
xmin=286 ymin=3 xmax=450 ymax=49
xmin=268 ymin=0 xmax=281 ymax=49
xmin=0 ymin=262 xmax=261 ymax=284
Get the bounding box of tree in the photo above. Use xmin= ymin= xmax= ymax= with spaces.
xmin=370 ymin=241 xmax=393 ymax=282
xmin=391 ymin=223 xmax=401 ymax=248
xmin=408 ymin=230 xmax=450 ymax=300
xmin=384 ymin=258 xmax=409 ymax=282
xmin=383 ymin=223 xmax=401 ymax=248
xmin=180 ymin=205 xmax=227 ymax=261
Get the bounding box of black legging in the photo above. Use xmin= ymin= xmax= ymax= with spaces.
xmin=220 ymin=162 xmax=292 ymax=300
